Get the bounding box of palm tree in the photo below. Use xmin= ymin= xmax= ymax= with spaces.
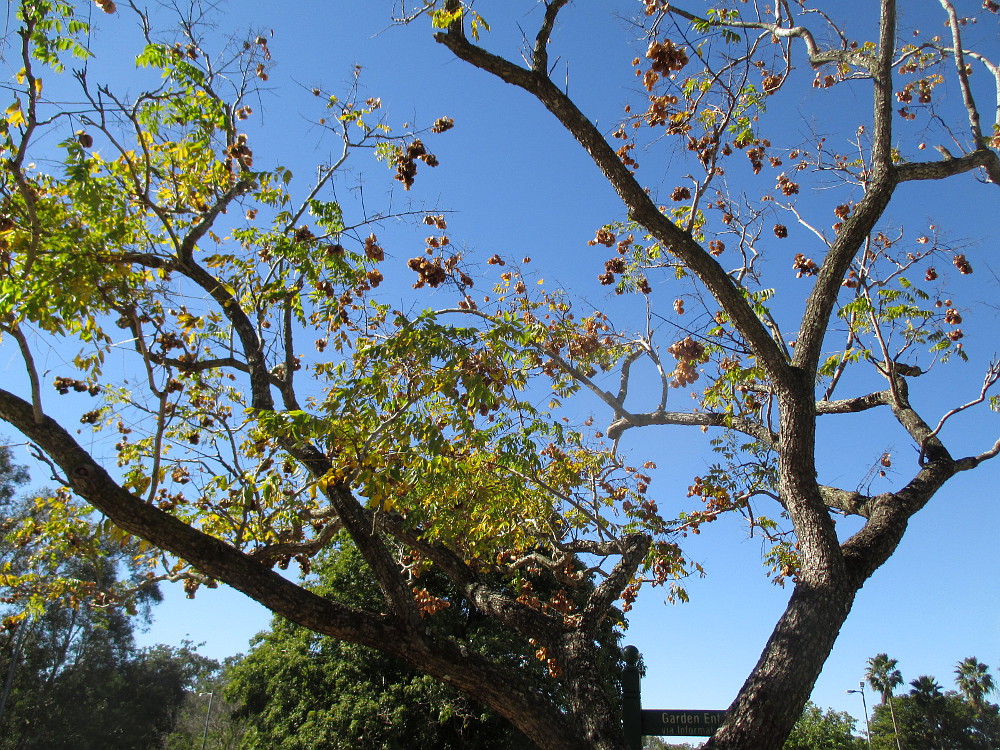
xmin=909 ymin=675 xmax=945 ymax=749
xmin=909 ymin=675 xmax=943 ymax=702
xmin=866 ymin=654 xmax=903 ymax=750
xmin=866 ymin=654 xmax=903 ymax=705
xmin=954 ymin=656 xmax=996 ymax=713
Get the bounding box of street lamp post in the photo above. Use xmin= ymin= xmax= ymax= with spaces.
xmin=847 ymin=682 xmax=873 ymax=750
xmin=198 ymin=691 xmax=215 ymax=750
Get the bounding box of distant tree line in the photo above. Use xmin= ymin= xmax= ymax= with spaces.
xmin=0 ymin=445 xmax=224 ymax=750
xmin=864 ymin=652 xmax=999 ymax=750
xmin=645 ymin=653 xmax=998 ymax=750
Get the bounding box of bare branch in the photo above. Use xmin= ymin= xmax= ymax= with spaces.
xmin=923 ymin=360 xmax=1000 ymax=448
xmin=2 ymin=322 xmax=44 ymax=424
xmin=938 ymin=0 xmax=983 ymax=145
xmin=532 ymin=0 xmax=570 ymax=74
xmin=955 ymin=438 xmax=1000 ymax=470
xmin=664 ymin=5 xmax=869 ymax=71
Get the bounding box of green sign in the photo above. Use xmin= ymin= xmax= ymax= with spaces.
xmin=620 ymin=646 xmax=728 ymax=749
xmin=640 ymin=709 xmax=727 ymax=737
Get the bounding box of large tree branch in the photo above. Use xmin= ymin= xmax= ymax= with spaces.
xmin=894 ymin=146 xmax=1000 ymax=185
xmin=606 ymin=409 xmax=776 ymax=445
xmin=840 ymin=458 xmax=952 ymax=586
xmin=819 ymin=486 xmax=871 ymax=517
xmin=579 ymin=533 xmax=648 ymax=637
xmin=247 ymin=520 xmax=343 ymax=565
xmin=884 ymin=375 xmax=951 ymax=464
xmin=815 ymin=389 xmax=892 ymax=414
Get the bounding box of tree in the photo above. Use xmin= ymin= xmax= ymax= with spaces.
xmin=0 ymin=444 xmax=30 ymax=725
xmin=955 ymin=657 xmax=996 ymax=713
xmin=159 ymin=653 xmax=246 ymax=750
xmin=866 ymin=654 xmax=903 ymax=747
xmin=1 ymin=460 xmax=171 ymax=745
xmin=422 ymin=1 xmax=1000 ymax=746
xmin=0 ymin=4 xmax=660 ymax=748
xmin=0 ymin=578 xmax=197 ymax=749
xmin=782 ymin=702 xmax=865 ymax=750
xmin=0 ymin=448 xmax=29 ymax=512
xmin=869 ymin=684 xmax=1000 ymax=750
xmin=866 ymin=654 xmax=903 ymax=706
xmin=0 ymin=456 xmax=203 ymax=748
xmin=0 ymin=2 xmax=999 ymax=750
xmin=644 ymin=740 xmax=698 ymax=750
xmin=911 ymin=674 xmax=945 ymax=702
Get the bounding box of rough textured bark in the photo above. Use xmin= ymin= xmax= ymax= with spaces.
xmin=707 ymin=579 xmax=857 ymax=749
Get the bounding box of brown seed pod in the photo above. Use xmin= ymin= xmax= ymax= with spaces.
xmin=953 ymin=254 xmax=973 ymax=274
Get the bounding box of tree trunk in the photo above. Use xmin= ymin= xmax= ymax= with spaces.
xmin=705 ymin=576 xmax=857 ymax=750
xmin=887 ymin=694 xmax=903 ymax=750
xmin=558 ymin=633 xmax=630 ymax=750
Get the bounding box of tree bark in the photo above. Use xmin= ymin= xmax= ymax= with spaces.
xmin=558 ymin=632 xmax=631 ymax=750
xmin=704 ymin=577 xmax=857 ymax=749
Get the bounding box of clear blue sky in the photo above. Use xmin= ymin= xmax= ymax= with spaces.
xmin=64 ymin=0 xmax=995 ymax=730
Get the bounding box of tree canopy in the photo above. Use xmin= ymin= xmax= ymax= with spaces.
xmin=782 ymin=702 xmax=865 ymax=750
xmin=869 ymin=678 xmax=1000 ymax=749
xmin=0 ymin=2 xmax=998 ymax=749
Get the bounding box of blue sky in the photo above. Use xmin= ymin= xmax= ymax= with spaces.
xmin=49 ymin=0 xmax=1000 ymax=731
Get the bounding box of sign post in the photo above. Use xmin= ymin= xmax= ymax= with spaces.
xmin=622 ymin=646 xmax=643 ymax=750
xmin=621 ymin=646 xmax=727 ymax=748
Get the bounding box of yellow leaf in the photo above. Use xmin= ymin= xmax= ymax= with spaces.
xmin=315 ymin=472 xmax=332 ymax=495
xmin=126 ymin=474 xmax=151 ymax=495
xmin=5 ymin=100 xmax=25 ymax=128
